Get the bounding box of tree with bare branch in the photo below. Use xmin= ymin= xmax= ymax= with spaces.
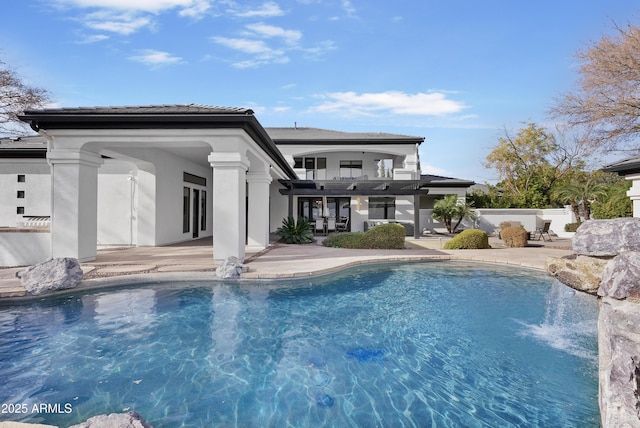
xmin=551 ymin=23 xmax=640 ymax=154
xmin=0 ymin=60 xmax=49 ymax=136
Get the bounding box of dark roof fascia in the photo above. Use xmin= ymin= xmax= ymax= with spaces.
xmin=602 ymin=156 xmax=640 ymax=175
xmin=273 ymin=138 xmax=423 ymax=146
xmin=18 ymin=110 xmax=297 ymax=179
xmin=0 ymin=148 xmax=47 ymax=159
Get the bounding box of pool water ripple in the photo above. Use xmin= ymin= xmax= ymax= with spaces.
xmin=0 ymin=262 xmax=599 ymax=427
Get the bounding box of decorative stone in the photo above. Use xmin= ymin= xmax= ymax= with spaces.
xmin=599 ymin=252 xmax=640 ymax=299
xmin=573 ymin=218 xmax=640 ymax=256
xmin=598 ymin=298 xmax=640 ymax=428
xmin=215 ymin=256 xmax=248 ymax=279
xmin=545 ymin=254 xmax=610 ymax=295
xmin=69 ymin=411 xmax=153 ymax=428
xmin=17 ymin=258 xmax=83 ymax=295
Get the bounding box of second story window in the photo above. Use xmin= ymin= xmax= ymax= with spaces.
xmin=294 ymin=157 xmax=326 ymax=180
xmin=339 ymin=160 xmax=362 ymax=178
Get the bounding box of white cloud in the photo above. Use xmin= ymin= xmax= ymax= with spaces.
xmin=245 ymin=23 xmax=302 ymax=44
xmin=54 ymin=0 xmax=205 ymax=13
xmin=76 ymin=34 xmax=110 ymax=43
xmin=129 ymin=49 xmax=183 ymax=67
xmin=341 ymin=0 xmax=356 ymax=16
xmin=84 ymin=13 xmax=152 ymax=35
xmin=211 ymin=36 xmax=289 ymax=68
xmin=310 ymin=91 xmax=469 ymax=116
xmin=55 ymin=0 xmax=211 ymax=36
xmin=235 ymin=1 xmax=284 ymax=18
xmin=212 ymin=37 xmax=271 ymax=54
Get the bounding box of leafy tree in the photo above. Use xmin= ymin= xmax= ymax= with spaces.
xmin=0 ymin=59 xmax=49 ymax=136
xmin=591 ymin=179 xmax=633 ymax=219
xmin=484 ymin=123 xmax=586 ymax=208
xmin=551 ymin=22 xmax=640 ymax=154
xmin=432 ymin=195 xmax=476 ymax=234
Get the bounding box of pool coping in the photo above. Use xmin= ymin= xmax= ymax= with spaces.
xmin=0 ymin=241 xmax=573 ymax=303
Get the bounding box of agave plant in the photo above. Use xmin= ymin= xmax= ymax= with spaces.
xmin=276 ymin=217 xmax=314 ymax=244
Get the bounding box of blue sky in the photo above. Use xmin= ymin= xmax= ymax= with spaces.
xmin=2 ymin=1 xmax=639 ymax=183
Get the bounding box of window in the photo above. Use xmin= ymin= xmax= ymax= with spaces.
xmin=295 ymin=157 xmax=326 ymax=179
xmin=369 ymin=197 xmax=395 ymax=219
xmin=17 ymin=191 xmax=25 ymax=199
xmin=17 ymin=207 xmax=25 ymax=215
xmin=17 ymin=174 xmax=25 ymax=183
xmin=201 ymin=191 xmax=207 ymax=231
xmin=183 ymin=187 xmax=190 ymax=233
xmin=339 ymin=160 xmax=362 ymax=178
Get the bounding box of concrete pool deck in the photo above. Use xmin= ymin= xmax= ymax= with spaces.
xmin=0 ymin=236 xmax=574 ymax=299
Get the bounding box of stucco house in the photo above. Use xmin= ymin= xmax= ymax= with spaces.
xmin=0 ymin=104 xmax=473 ymax=267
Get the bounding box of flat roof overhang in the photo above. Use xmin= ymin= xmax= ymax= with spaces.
xmin=18 ymin=106 xmax=297 ymax=179
xmin=278 ymin=179 xmax=431 ymax=196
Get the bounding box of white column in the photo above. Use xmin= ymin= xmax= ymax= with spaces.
xmin=626 ymin=174 xmax=640 ymax=218
xmin=246 ymin=171 xmax=272 ymax=248
xmin=47 ymin=149 xmax=103 ymax=262
xmin=209 ymin=151 xmax=249 ymax=263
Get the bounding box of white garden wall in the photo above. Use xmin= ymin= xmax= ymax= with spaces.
xmin=0 ymin=231 xmax=50 ymax=267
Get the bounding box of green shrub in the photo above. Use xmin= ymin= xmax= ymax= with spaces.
xmin=323 ymin=231 xmax=365 ymax=248
xmin=564 ymin=222 xmax=581 ymax=232
xmin=500 ymin=226 xmax=528 ymax=248
xmin=360 ymin=223 xmax=405 ymax=249
xmin=276 ymin=217 xmax=314 ymax=244
xmin=443 ymin=229 xmax=489 ymax=249
xmin=322 ymin=223 xmax=405 ymax=249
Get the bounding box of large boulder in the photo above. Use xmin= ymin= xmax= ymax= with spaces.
xmin=17 ymin=258 xmax=83 ymax=295
xmin=69 ymin=411 xmax=152 ymax=428
xmin=545 ymin=254 xmax=610 ymax=295
xmin=598 ymin=298 xmax=640 ymax=428
xmin=599 ymin=252 xmax=640 ymax=299
xmin=573 ymin=218 xmax=640 ymax=256
xmin=215 ymin=256 xmax=248 ymax=279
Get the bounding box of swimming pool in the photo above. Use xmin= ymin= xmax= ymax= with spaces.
xmin=0 ymin=262 xmax=599 ymax=427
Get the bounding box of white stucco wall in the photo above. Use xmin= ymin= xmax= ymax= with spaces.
xmin=0 ymin=160 xmax=51 ymax=227
xmin=0 ymin=231 xmax=50 ymax=267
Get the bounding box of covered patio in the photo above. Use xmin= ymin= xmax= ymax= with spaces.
xmin=18 ymin=105 xmax=297 ymax=264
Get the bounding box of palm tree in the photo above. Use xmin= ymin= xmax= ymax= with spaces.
xmin=552 ymin=176 xmax=608 ymax=221
xmin=432 ymin=195 xmax=476 ymax=233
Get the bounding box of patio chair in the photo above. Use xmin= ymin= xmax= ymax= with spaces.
xmin=326 ymin=217 xmax=336 ymax=233
xmin=532 ymin=221 xmax=552 ymax=241
xmin=315 ymin=218 xmax=325 ymax=235
xmin=336 ymin=217 xmax=349 ymax=232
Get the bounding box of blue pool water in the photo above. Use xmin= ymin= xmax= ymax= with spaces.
xmin=0 ymin=262 xmax=599 ymax=427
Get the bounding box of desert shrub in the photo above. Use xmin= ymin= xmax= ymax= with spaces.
xmin=499 ymin=221 xmax=512 ymax=230
xmin=322 ymin=223 xmax=405 ymax=249
xmin=359 ymin=223 xmax=405 ymax=249
xmin=564 ymin=222 xmax=581 ymax=232
xmin=500 ymin=226 xmax=528 ymax=248
xmin=276 ymin=217 xmax=314 ymax=244
xmin=443 ymin=229 xmax=489 ymax=250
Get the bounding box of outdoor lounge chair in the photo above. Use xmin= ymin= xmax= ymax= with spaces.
xmin=532 ymin=221 xmax=552 ymax=241
xmin=315 ymin=218 xmax=325 ymax=235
